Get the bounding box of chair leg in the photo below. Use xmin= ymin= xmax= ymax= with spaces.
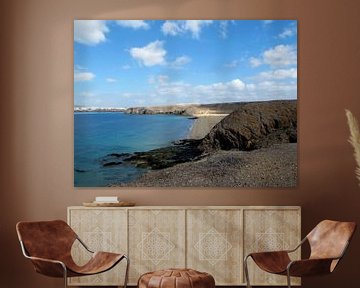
xmin=286 ymin=269 xmax=291 ymax=288
xmin=123 ymin=255 xmax=130 ymax=288
xmin=62 ymin=264 xmax=68 ymax=288
xmin=244 ymin=255 xmax=252 ymax=288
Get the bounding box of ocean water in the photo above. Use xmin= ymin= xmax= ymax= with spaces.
xmin=74 ymin=112 xmax=193 ymax=187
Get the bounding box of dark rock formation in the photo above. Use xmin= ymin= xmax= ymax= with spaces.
xmin=200 ymin=100 xmax=297 ymax=151
xmin=101 ymin=153 xmax=131 ymax=167
xmin=125 ymin=107 xmax=187 ymax=115
xmin=103 ymin=161 xmax=123 ymax=167
xmin=108 ymin=153 xmax=131 ymax=158
xmin=122 ymin=139 xmax=203 ymax=170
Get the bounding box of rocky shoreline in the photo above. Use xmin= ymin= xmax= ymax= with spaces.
xmin=102 ymin=99 xmax=297 ymax=187
xmin=103 ymin=139 xmax=204 ymax=171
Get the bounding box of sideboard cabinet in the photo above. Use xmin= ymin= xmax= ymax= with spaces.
xmin=67 ymin=206 xmax=301 ymax=286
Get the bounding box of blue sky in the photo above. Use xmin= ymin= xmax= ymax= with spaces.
xmin=74 ymin=20 xmax=297 ymax=108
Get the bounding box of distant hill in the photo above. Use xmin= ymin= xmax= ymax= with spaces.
xmin=125 ymin=102 xmax=250 ymax=116
xmin=74 ymin=107 xmax=126 ymax=112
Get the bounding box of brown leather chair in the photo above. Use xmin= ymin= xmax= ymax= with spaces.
xmin=16 ymin=220 xmax=129 ymax=288
xmin=244 ymin=220 xmax=356 ymax=288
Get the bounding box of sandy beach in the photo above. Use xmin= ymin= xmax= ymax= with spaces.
xmin=188 ymin=114 xmax=228 ymax=139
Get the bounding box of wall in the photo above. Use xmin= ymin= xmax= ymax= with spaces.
xmin=1 ymin=0 xmax=360 ymax=287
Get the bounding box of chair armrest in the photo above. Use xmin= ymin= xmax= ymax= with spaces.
xmin=76 ymin=236 xmax=94 ymax=253
xmin=245 ymin=237 xmax=306 ymax=259
xmin=286 ymin=237 xmax=307 ymax=253
xmin=247 ymin=250 xmax=290 ymax=259
xmin=26 ymin=255 xmax=65 ymax=265
xmin=19 ymin=240 xmax=67 ymax=277
xmin=26 ymin=255 xmax=67 ymax=278
xmin=287 ymin=258 xmax=336 ymax=277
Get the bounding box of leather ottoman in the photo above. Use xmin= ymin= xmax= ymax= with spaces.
xmin=138 ymin=268 xmax=215 ymax=288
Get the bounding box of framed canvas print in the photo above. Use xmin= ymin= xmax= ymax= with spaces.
xmin=74 ymin=20 xmax=297 ymax=187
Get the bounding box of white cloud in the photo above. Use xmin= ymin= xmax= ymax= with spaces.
xmin=116 ymin=20 xmax=149 ymax=29
xmin=151 ymin=77 xmax=248 ymax=103
xmin=168 ymin=56 xmax=191 ymax=69
xmin=263 ymin=20 xmax=274 ymax=25
xmin=129 ymin=40 xmax=166 ymax=66
xmin=195 ymin=79 xmax=246 ymax=97
xmin=249 ymin=45 xmax=297 ymax=68
xmin=246 ymin=80 xmax=297 ymax=101
xmin=129 ymin=41 xmax=190 ymax=69
xmin=148 ymin=75 xmax=169 ymax=85
xmin=156 ymin=81 xmax=191 ymax=97
xmin=74 ymin=71 xmax=95 ymax=81
xmin=184 ymin=20 xmax=213 ymax=38
xmin=257 ymin=80 xmax=296 ymax=93
xmin=224 ymin=60 xmax=240 ymax=68
xmin=263 ymin=45 xmax=297 ymax=67
xmin=279 ymin=25 xmax=297 ymax=38
xmin=246 ymin=83 xmax=256 ymax=90
xmin=106 ymin=78 xmax=117 ymax=83
xmin=125 ymin=75 xmax=296 ymax=106
xmin=230 ymin=79 xmax=246 ymax=90
xmin=162 ymin=21 xmax=183 ymax=36
xmin=219 ymin=21 xmax=228 ymax=39
xmin=122 ymin=65 xmax=131 ymax=70
xmin=249 ymin=57 xmax=262 ymax=68
xmin=259 ymin=68 xmax=297 ymax=80
xmin=156 ymin=75 xmax=169 ymax=85
xmin=161 ymin=20 xmax=213 ymax=39
xmin=80 ymin=91 xmax=95 ymax=97
xmin=74 ymin=64 xmax=87 ymax=70
xmin=74 ymin=20 xmax=109 ymax=45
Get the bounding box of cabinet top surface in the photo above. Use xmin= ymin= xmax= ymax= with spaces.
xmin=68 ymin=205 xmax=301 ymax=210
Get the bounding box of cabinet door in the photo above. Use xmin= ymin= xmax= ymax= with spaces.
xmin=68 ymin=208 xmax=127 ymax=286
xmin=187 ymin=209 xmax=243 ymax=285
xmin=128 ymin=209 xmax=186 ymax=284
xmin=243 ymin=209 xmax=301 ymax=286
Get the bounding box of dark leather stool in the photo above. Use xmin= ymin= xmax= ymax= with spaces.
xmin=138 ymin=268 xmax=215 ymax=288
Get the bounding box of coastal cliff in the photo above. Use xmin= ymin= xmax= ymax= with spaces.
xmin=200 ymin=100 xmax=297 ymax=151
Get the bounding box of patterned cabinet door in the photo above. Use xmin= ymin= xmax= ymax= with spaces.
xmin=68 ymin=208 xmax=128 ymax=286
xmin=128 ymin=209 xmax=186 ymax=284
xmin=187 ymin=209 xmax=243 ymax=285
xmin=244 ymin=209 xmax=301 ymax=286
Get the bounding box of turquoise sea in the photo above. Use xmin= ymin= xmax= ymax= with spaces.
xmin=74 ymin=112 xmax=193 ymax=187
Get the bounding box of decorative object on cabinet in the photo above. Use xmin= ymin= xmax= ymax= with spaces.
xmin=68 ymin=206 xmax=300 ymax=286
xmin=138 ymin=268 xmax=215 ymax=288
xmin=16 ymin=220 xmax=129 ymax=288
xmin=83 ymin=201 xmax=135 ymax=207
xmin=244 ymin=220 xmax=356 ymax=288
xmin=83 ymin=196 xmax=135 ymax=207
xmin=346 ymin=109 xmax=360 ymax=185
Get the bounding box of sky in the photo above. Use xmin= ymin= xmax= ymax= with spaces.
xmin=74 ymin=20 xmax=297 ymax=108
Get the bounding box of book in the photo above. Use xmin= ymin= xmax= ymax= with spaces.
xmin=95 ymin=196 xmax=119 ymax=202
xmin=93 ymin=201 xmax=119 ymax=204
